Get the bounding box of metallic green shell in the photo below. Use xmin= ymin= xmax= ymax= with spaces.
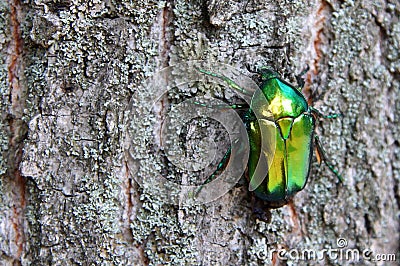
xmin=197 ymin=66 xmax=342 ymax=206
xmin=251 ymin=73 xmax=308 ymax=121
xmin=246 ymin=71 xmax=315 ymax=205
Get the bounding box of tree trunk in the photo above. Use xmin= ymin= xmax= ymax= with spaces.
xmin=1 ymin=0 xmax=399 ymax=265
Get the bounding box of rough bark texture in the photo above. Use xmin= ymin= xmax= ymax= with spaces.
xmin=0 ymin=0 xmax=399 ymax=265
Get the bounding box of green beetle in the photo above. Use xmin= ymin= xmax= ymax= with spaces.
xmin=197 ymin=66 xmax=342 ymax=207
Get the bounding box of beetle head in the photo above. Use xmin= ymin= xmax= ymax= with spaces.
xmin=246 ymin=65 xmax=280 ymax=84
xmin=258 ymin=67 xmax=280 ymax=81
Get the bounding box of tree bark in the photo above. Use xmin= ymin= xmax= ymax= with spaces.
xmin=0 ymin=0 xmax=399 ymax=265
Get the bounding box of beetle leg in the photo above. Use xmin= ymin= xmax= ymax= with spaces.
xmin=192 ymin=100 xmax=249 ymax=110
xmin=310 ymin=107 xmax=342 ymax=119
xmin=197 ymin=68 xmax=254 ymax=97
xmin=315 ymin=147 xmax=323 ymax=165
xmin=194 ymin=147 xmax=232 ymax=196
xmin=314 ymin=135 xmax=344 ymax=182
xmin=295 ymin=64 xmax=310 ymax=90
xmin=205 ymin=147 xmax=232 ymax=185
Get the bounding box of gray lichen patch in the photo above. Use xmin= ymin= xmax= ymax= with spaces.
xmin=20 ymin=0 xmax=166 ymax=264
xmin=297 ymin=0 xmax=400 ymax=263
xmin=1 ymin=0 xmax=397 ymax=264
xmin=0 ymin=1 xmax=11 ymax=177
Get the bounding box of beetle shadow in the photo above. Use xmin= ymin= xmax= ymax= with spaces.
xmin=249 ymin=193 xmax=297 ymax=224
xmin=239 ymin=174 xmax=273 ymax=223
xmin=250 ymin=195 xmax=273 ymax=223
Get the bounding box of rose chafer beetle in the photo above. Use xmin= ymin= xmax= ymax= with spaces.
xmin=197 ymin=65 xmax=343 ymax=207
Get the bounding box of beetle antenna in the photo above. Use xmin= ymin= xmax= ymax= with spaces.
xmin=295 ymin=64 xmax=310 ymax=89
xmin=245 ymin=63 xmax=259 ymax=74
